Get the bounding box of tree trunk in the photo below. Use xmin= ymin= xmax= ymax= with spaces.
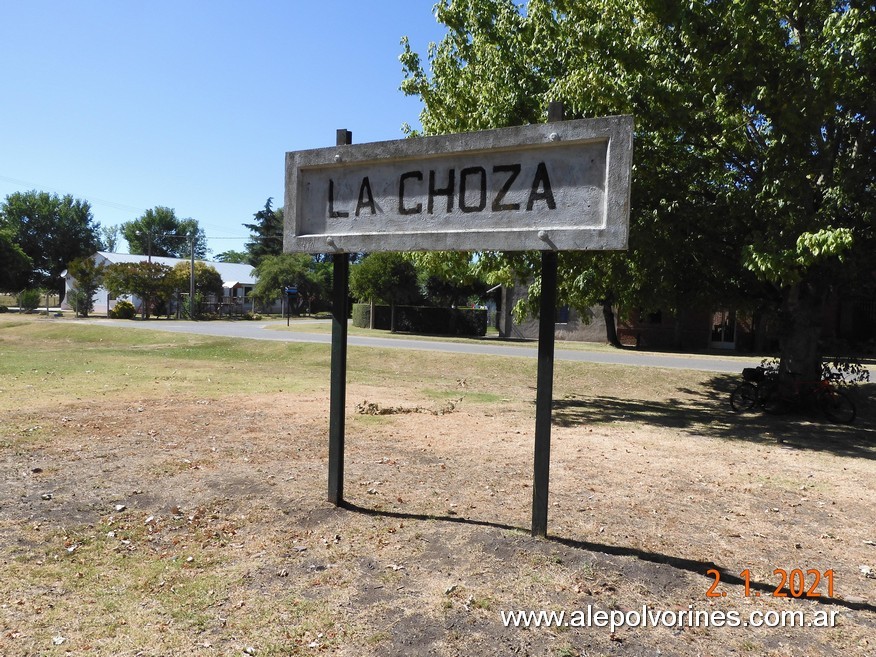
xmin=390 ymin=301 xmax=396 ymax=333
xmin=778 ymin=283 xmax=824 ymax=381
xmin=602 ymin=298 xmax=623 ymax=348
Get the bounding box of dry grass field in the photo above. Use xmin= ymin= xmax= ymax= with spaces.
xmin=1 ymin=315 xmax=874 ymax=656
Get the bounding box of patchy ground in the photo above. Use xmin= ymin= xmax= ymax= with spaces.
xmin=0 ymin=317 xmax=874 ymax=656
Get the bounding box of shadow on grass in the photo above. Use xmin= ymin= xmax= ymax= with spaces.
xmin=342 ymin=501 xmax=875 ymax=614
xmin=553 ymin=374 xmax=876 ymax=461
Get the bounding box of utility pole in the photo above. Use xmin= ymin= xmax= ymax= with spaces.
xmin=189 ymin=234 xmax=196 ymax=321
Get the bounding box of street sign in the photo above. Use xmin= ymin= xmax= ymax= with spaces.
xmin=284 ymin=115 xmax=632 ymax=253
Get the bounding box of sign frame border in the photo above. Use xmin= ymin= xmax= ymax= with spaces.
xmin=283 ymin=115 xmax=632 ymax=254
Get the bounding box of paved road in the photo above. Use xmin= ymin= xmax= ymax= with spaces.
xmin=75 ymin=318 xmax=758 ymax=374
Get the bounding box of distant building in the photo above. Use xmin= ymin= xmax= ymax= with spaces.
xmin=498 ymin=283 xmax=874 ymax=353
xmin=62 ymin=251 xmax=259 ymax=316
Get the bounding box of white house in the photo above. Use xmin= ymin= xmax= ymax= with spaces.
xmin=62 ymin=251 xmax=259 ymax=315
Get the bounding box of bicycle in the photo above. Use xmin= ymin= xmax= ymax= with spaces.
xmin=729 ymin=366 xmax=775 ymax=413
xmin=760 ymin=371 xmax=856 ymax=424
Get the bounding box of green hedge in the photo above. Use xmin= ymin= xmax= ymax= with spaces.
xmin=109 ymin=300 xmax=136 ymax=319
xmin=352 ymin=303 xmax=487 ymax=336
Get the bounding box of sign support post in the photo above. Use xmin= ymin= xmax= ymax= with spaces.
xmin=328 ymin=129 xmax=352 ymax=506
xmin=532 ymin=249 xmax=557 ymax=537
xmin=531 ymin=102 xmax=563 ymax=537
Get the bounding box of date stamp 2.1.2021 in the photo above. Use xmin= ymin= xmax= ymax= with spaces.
xmin=706 ymin=568 xmax=835 ymax=599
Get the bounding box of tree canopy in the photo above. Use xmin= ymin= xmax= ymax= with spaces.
xmin=67 ymin=256 xmax=106 ymax=317
xmin=349 ymin=253 xmax=421 ymax=307
xmin=121 ymin=207 xmax=207 ymax=259
xmin=99 ymin=224 xmax=120 ymax=252
xmin=0 ymin=190 xmax=100 ymax=293
xmin=214 ymin=250 xmax=250 ymax=264
xmin=0 ymin=228 xmax=32 ymax=292
xmin=244 ymin=198 xmax=284 ymax=267
xmin=401 ymin=0 xmax=875 ymax=374
xmin=251 ymin=254 xmax=330 ymax=313
xmin=103 ymin=261 xmax=173 ymax=319
xmin=168 ymin=261 xmax=224 ymax=299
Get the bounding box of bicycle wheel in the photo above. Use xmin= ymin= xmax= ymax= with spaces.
xmin=730 ymin=383 xmax=758 ymax=412
xmin=818 ymin=389 xmax=856 ymax=424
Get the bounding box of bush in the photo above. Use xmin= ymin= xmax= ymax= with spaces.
xmin=0 ymin=305 xmax=7 ymax=313
xmin=109 ymin=300 xmax=136 ymax=319
xmin=67 ymin=289 xmax=93 ymax=317
xmin=352 ymin=303 xmax=370 ymax=328
xmin=17 ymin=288 xmax=42 ymax=312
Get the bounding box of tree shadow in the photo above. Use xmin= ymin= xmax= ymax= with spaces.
xmin=342 ymin=502 xmax=875 ymax=614
xmin=552 ymin=375 xmax=876 ymax=460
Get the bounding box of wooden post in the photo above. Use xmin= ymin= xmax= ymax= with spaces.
xmin=532 ymin=101 xmax=564 ymax=537
xmin=328 ymin=128 xmax=352 ymax=506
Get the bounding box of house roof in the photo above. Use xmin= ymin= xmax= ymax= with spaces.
xmin=94 ymin=252 xmax=257 ymax=286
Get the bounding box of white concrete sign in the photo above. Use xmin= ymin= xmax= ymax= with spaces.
xmin=284 ymin=115 xmax=632 ymax=253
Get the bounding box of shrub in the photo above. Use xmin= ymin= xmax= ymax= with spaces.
xmin=67 ymin=289 xmax=93 ymax=317
xmin=352 ymin=303 xmax=370 ymax=328
xmin=109 ymin=300 xmax=136 ymax=319
xmin=0 ymin=305 xmax=7 ymax=313
xmin=17 ymin=288 xmax=42 ymax=312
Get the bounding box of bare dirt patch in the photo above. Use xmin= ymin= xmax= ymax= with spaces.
xmin=1 ymin=318 xmax=874 ymax=656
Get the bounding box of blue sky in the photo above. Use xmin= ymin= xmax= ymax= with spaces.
xmin=0 ymin=1 xmax=447 ymax=256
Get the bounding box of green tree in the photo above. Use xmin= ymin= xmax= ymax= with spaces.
xmin=251 ymin=254 xmax=326 ymax=313
xmin=0 ymin=190 xmax=100 ymax=295
xmin=409 ymin=251 xmax=488 ymax=307
xmin=401 ymin=0 xmax=874 ymax=377
xmin=100 ymin=224 xmax=120 ymax=252
xmin=168 ymin=262 xmax=224 ymax=297
xmin=121 ymin=207 xmax=207 ymax=259
xmin=0 ymin=229 xmax=32 ymax=292
xmin=214 ymin=249 xmax=250 ymax=264
xmin=103 ymin=261 xmax=173 ymax=319
xmin=167 ymin=261 xmax=224 ymax=317
xmin=350 ymin=253 xmax=421 ymax=332
xmin=66 ymin=257 xmax=106 ymax=317
xmin=244 ymin=198 xmax=284 ymax=267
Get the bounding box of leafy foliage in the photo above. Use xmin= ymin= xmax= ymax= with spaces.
xmin=121 ymin=207 xmax=207 ymax=259
xmin=67 ymin=257 xmax=106 ymax=317
xmin=108 ymin=300 xmax=136 ymax=319
xmin=168 ymin=262 xmax=224 ymax=298
xmin=103 ymin=261 xmax=173 ymax=319
xmin=214 ymin=250 xmax=250 ymax=264
xmin=400 ymin=0 xmax=875 ymax=371
xmin=251 ymin=254 xmax=328 ymax=312
xmin=0 ymin=228 xmax=32 ymax=292
xmin=244 ymin=198 xmax=284 ymax=267
xmin=100 ymin=224 xmax=120 ymax=252
xmin=0 ymin=190 xmax=100 ymax=293
xmin=349 ymin=253 xmax=421 ymax=307
xmin=16 ymin=288 xmax=42 ymax=312
xmin=408 ymin=252 xmax=489 ymax=307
